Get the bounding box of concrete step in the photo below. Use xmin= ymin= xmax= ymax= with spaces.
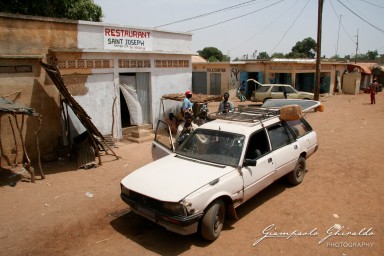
xmin=122 ymin=124 xmax=154 ymax=144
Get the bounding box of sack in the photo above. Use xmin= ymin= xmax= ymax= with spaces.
xmin=280 ymin=105 xmax=302 ymax=121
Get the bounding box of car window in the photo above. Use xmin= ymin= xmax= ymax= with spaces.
xmin=271 ymin=86 xmax=281 ymax=92
xmin=267 ymin=123 xmax=293 ymax=150
xmin=284 ymin=86 xmax=295 ymax=93
xmin=286 ymin=119 xmax=311 ymax=138
xmin=176 ymin=129 xmax=245 ymax=167
xmin=154 ymin=120 xmax=175 ymax=151
xmin=245 ymin=129 xmax=270 ymax=159
xmin=256 ymin=86 xmax=270 ymax=92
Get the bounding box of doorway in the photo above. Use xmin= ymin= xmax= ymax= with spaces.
xmin=119 ymin=73 xmax=150 ymax=127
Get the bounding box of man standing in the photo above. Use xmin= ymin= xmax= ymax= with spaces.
xmin=182 ymin=90 xmax=193 ymax=114
xmin=218 ymin=92 xmax=235 ymax=113
xmin=238 ymin=81 xmax=246 ymax=102
xmin=370 ymin=79 xmax=378 ymax=104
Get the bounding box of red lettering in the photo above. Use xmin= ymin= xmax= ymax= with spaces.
xmin=105 ymin=28 xmax=151 ymax=39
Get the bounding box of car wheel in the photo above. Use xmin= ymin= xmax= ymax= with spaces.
xmin=287 ymin=157 xmax=306 ymax=185
xmin=200 ymin=199 xmax=225 ymax=241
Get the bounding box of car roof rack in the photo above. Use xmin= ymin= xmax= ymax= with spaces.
xmin=208 ymin=105 xmax=280 ymax=123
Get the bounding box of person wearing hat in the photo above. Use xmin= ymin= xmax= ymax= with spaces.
xmin=218 ymin=92 xmax=234 ymax=113
xmin=370 ymin=79 xmax=378 ymax=104
xmin=182 ymin=90 xmax=193 ymax=114
xmin=176 ymin=110 xmax=197 ymax=145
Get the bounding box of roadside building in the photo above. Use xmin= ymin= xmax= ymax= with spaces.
xmin=192 ymin=58 xmax=377 ymax=98
xmin=0 ymin=13 xmax=193 ymax=162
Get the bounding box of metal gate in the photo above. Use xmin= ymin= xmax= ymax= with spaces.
xmin=210 ymin=73 xmax=221 ymax=95
xmin=192 ymin=72 xmax=207 ymax=94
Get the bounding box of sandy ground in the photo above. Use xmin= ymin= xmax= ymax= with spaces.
xmin=0 ymin=92 xmax=383 ymax=256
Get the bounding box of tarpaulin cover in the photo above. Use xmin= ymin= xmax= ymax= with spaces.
xmin=0 ymin=97 xmax=37 ymax=116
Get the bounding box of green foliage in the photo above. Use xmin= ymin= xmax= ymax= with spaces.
xmin=257 ymin=51 xmax=270 ymax=59
xmin=271 ymin=52 xmax=285 ymax=58
xmin=0 ymin=0 xmax=103 ymax=21
xmin=285 ymin=51 xmax=308 ymax=58
xmin=290 ymin=37 xmax=317 ymax=58
xmin=222 ymin=55 xmax=231 ymax=62
xmin=366 ymin=50 xmax=379 ymax=60
xmin=198 ymin=47 xmax=224 ymax=62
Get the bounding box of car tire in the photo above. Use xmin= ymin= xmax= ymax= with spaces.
xmin=287 ymin=157 xmax=306 ymax=185
xmin=200 ymin=199 xmax=225 ymax=241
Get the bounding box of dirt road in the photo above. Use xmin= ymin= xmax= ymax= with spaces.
xmin=0 ymin=93 xmax=383 ymax=256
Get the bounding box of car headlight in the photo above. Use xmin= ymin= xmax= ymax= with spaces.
xmin=162 ymin=202 xmax=187 ymax=216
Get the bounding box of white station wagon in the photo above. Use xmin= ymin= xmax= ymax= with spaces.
xmin=120 ymin=100 xmax=321 ymax=241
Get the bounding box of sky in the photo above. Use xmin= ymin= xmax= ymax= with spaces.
xmin=93 ymin=0 xmax=384 ymax=60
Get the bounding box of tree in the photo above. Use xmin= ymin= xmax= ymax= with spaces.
xmin=0 ymin=0 xmax=103 ymax=22
xmin=257 ymin=52 xmax=270 ymax=59
xmin=271 ymin=52 xmax=285 ymax=58
xmin=285 ymin=51 xmax=308 ymax=58
xmin=289 ymin=37 xmax=317 ymax=58
xmin=366 ymin=50 xmax=378 ymax=60
xmin=198 ymin=47 xmax=224 ymax=62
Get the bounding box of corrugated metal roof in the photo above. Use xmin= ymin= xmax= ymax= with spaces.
xmin=0 ymin=97 xmax=37 ymax=116
xmin=347 ymin=64 xmax=372 ymax=74
xmin=271 ymin=58 xmax=316 ymax=63
xmin=192 ymin=55 xmax=207 ymax=63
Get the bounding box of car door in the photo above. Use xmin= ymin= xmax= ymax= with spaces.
xmin=267 ymin=122 xmax=300 ymax=179
xmin=152 ymin=120 xmax=176 ymax=161
xmin=284 ymin=86 xmax=299 ymax=99
xmin=241 ymin=129 xmax=275 ymax=202
xmin=270 ymin=86 xmax=285 ymax=99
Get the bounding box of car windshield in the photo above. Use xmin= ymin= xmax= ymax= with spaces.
xmin=176 ymin=129 xmax=245 ymax=167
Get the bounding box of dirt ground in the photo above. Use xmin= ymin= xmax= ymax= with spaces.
xmin=0 ymin=92 xmax=383 ymax=256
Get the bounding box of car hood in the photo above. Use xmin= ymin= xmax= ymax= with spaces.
xmin=121 ymin=154 xmax=234 ymax=202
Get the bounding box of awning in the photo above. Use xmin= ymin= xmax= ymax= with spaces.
xmin=347 ymin=64 xmax=372 ymax=74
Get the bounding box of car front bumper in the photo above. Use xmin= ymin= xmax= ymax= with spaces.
xmin=120 ymin=193 xmax=203 ymax=235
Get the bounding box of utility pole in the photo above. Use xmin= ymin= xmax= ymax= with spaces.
xmin=314 ymin=0 xmax=323 ymax=101
xmin=354 ymin=29 xmax=359 ymax=63
xmin=336 ymin=15 xmax=341 ymax=57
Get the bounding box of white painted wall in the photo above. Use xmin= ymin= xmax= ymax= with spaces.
xmin=70 ymin=73 xmax=116 ymax=136
xmin=77 ymin=23 xmax=192 ymax=54
xmin=75 ymin=22 xmax=193 ymax=139
xmin=151 ymin=70 xmax=192 ymax=125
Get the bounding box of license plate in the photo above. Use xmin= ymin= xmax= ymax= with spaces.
xmin=136 ymin=205 xmax=155 ymax=219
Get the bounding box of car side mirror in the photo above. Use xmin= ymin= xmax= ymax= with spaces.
xmin=243 ymin=158 xmax=257 ymax=167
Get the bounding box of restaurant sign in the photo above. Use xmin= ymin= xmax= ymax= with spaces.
xmin=104 ymin=27 xmax=153 ymax=51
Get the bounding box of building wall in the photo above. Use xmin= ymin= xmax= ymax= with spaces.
xmin=0 ymin=13 xmax=193 ymax=163
xmin=192 ymin=63 xmax=242 ymax=97
xmin=192 ymin=61 xmax=348 ymax=97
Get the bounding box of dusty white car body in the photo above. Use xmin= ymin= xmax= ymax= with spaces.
xmin=251 ymin=84 xmax=314 ymax=103
xmin=120 ymin=100 xmax=320 ymax=240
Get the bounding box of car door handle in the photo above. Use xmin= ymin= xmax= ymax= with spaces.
xmin=294 ymin=145 xmax=298 ymax=149
xmin=268 ymin=158 xmax=272 ymax=163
